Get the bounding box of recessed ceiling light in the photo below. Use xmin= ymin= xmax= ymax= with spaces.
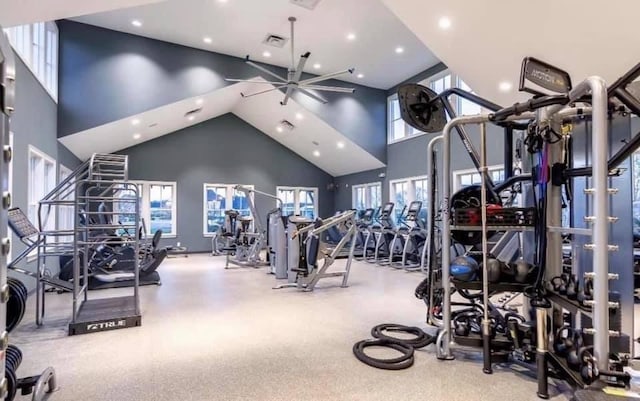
xmin=262 ymin=51 xmax=271 ymax=58
xmin=357 ymin=73 xmax=364 ymax=79
xmin=337 ymin=141 xmax=345 ymax=149
xmin=187 ymin=115 xmax=195 ymax=121
xmin=346 ymin=33 xmax=356 ymax=41
xmin=499 ymin=81 xmax=513 ymax=92
xmin=133 ymin=133 xmax=141 ymax=140
xmin=195 ymin=98 xmax=204 ymax=105
xmin=131 ymin=118 xmax=140 ymax=126
xmin=218 ymin=0 xmax=228 ymax=3
xmin=395 ymin=47 xmax=404 ymax=54
xmin=276 ymin=126 xmax=284 ymax=133
xmin=131 ymin=20 xmax=143 ymax=27
xmin=313 ymin=63 xmax=321 ymax=69
xmin=438 ymin=16 xmax=452 ymax=30
xmin=313 ymin=150 xmax=320 ymax=157
xmin=295 ymin=112 xmax=304 ymax=120
xmin=203 ymin=37 xmax=212 ymax=44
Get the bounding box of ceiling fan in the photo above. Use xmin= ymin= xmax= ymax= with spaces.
xmin=225 ymin=16 xmax=355 ymax=106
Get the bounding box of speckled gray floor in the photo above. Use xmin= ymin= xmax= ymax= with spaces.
xmin=11 ymin=255 xmax=569 ymax=401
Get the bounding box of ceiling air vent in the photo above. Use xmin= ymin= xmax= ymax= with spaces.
xmin=290 ymin=0 xmax=322 ymax=10
xmin=280 ymin=120 xmax=295 ymax=131
xmin=263 ymin=34 xmax=288 ymax=48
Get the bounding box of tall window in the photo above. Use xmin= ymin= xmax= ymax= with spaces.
xmin=3 ymin=22 xmax=58 ymax=100
xmin=352 ymin=182 xmax=382 ymax=210
xmin=453 ymin=166 xmax=505 ymax=192
xmin=203 ymin=184 xmax=254 ymax=236
xmin=429 ymin=74 xmax=452 ymax=94
xmin=57 ymin=165 xmax=74 ymax=242
xmin=389 ymin=176 xmax=429 ymax=220
xmin=115 ymin=181 xmax=177 ymax=237
xmin=28 ymin=146 xmax=56 ymax=231
xmin=277 ymin=187 xmax=319 ymax=219
xmin=457 ymin=78 xmax=482 ymax=116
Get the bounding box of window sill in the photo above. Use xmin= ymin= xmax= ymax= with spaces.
xmin=387 ymin=131 xmax=429 ymax=145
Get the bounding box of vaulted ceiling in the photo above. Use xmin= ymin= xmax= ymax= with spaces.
xmin=381 ymin=0 xmax=640 ymax=107
xmin=71 ymin=0 xmax=439 ymax=90
xmin=59 ymin=78 xmax=385 ymax=176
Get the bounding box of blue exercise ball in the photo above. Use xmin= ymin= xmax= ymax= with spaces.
xmin=450 ymin=256 xmax=478 ymax=281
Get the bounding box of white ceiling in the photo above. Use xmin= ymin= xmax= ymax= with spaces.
xmin=0 ymin=0 xmax=165 ymax=27
xmin=72 ymin=0 xmax=439 ymax=89
xmin=59 ymin=78 xmax=385 ymax=176
xmin=382 ymin=0 xmax=640 ymax=107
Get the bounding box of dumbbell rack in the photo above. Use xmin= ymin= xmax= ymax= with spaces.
xmin=1 ymin=29 xmax=57 ymax=400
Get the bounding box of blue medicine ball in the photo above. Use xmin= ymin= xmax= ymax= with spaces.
xmin=450 ymin=256 xmax=479 ymax=281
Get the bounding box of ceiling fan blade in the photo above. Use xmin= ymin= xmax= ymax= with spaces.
xmin=245 ymin=57 xmax=287 ymax=82
xmin=290 ymin=52 xmax=310 ymax=83
xmin=241 ymin=84 xmax=287 ymax=98
xmin=225 ymin=78 xmax=285 ymax=85
xmin=299 ymin=68 xmax=355 ymax=86
xmin=280 ymin=86 xmax=295 ymax=106
xmin=297 ymin=87 xmax=328 ymax=104
xmin=303 ymin=84 xmax=355 ymax=93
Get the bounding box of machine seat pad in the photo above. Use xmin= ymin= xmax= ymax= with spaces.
xmin=306 ymin=235 xmax=321 ymax=267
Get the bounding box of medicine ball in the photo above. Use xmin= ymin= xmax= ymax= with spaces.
xmin=450 ymin=256 xmax=479 ymax=281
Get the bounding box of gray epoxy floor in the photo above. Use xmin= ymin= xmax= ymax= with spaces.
xmin=11 ymin=255 xmax=569 ymax=401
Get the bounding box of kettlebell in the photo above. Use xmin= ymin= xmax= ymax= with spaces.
xmin=553 ymin=326 xmax=575 ymax=357
xmin=566 ymin=331 xmax=584 ymax=370
xmin=579 ymin=347 xmax=597 ymax=384
xmin=576 ymin=281 xmax=587 ymax=304
xmin=514 ymin=259 xmax=534 ymax=283
xmin=500 ymin=262 xmax=516 ymax=282
xmin=566 ymin=275 xmax=578 ymax=300
xmin=485 ymin=258 xmax=502 ymax=283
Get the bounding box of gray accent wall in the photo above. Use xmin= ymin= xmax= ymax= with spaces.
xmin=9 ymin=54 xmax=81 ymax=290
xmin=333 ymin=169 xmax=387 ymax=211
xmin=57 ymin=20 xmax=389 ymax=162
xmin=117 ymin=113 xmax=334 ymax=252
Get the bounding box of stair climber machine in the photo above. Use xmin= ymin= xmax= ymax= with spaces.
xmin=359 ymin=206 xmax=381 ymax=261
xmin=353 ymin=208 xmax=375 ymax=260
xmin=364 ymin=202 xmax=395 ymax=264
xmin=394 ymin=57 xmax=640 ymax=399
xmin=388 ymin=201 xmax=428 ymax=271
xmin=274 ymin=210 xmax=357 ymax=291
xmin=377 ymin=204 xmax=407 ymax=267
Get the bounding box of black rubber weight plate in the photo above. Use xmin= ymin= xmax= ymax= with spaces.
xmin=6 ymin=283 xmax=25 ymax=333
xmin=8 ymin=281 xmax=26 ymax=324
xmin=7 ymin=279 xmax=26 ymax=300
xmin=352 ymin=339 xmax=414 ymax=370
xmin=5 ymin=364 xmax=16 ymax=401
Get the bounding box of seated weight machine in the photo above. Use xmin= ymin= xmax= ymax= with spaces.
xmin=274 ymin=210 xmax=357 ymax=291
xmin=224 ymin=185 xmax=281 ymax=269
